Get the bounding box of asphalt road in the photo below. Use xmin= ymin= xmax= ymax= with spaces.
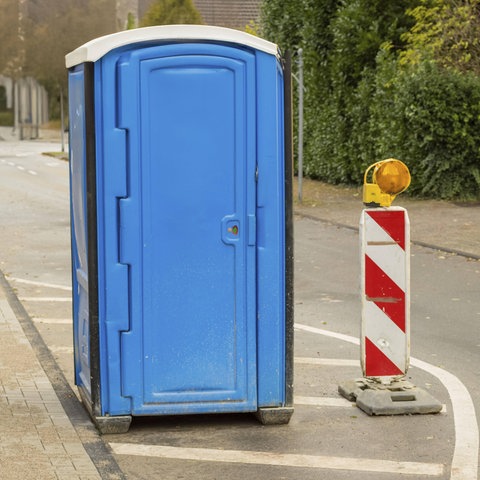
xmin=0 ymin=138 xmax=478 ymax=479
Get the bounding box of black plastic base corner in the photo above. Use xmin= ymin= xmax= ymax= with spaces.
xmin=255 ymin=406 xmax=294 ymax=425
xmin=78 ymin=386 xmax=132 ymax=434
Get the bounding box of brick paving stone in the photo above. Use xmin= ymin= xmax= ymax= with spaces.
xmin=0 ymin=291 xmax=101 ymax=480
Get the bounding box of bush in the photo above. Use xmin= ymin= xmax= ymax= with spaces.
xmin=261 ymin=0 xmax=480 ymax=200
xmin=299 ymin=0 xmax=416 ymax=185
xmin=304 ymin=54 xmax=480 ymax=200
xmin=372 ymin=59 xmax=480 ymax=199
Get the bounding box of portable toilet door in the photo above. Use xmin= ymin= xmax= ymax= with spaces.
xmin=66 ymin=26 xmax=293 ymax=433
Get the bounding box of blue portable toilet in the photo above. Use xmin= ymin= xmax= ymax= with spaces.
xmin=66 ymin=25 xmax=293 ymax=433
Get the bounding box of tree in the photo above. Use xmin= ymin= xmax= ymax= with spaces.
xmin=261 ymin=0 xmax=306 ymax=51
xmin=399 ymin=0 xmax=480 ymax=74
xmin=0 ymin=0 xmax=22 ymax=78
xmin=315 ymin=0 xmax=417 ymax=181
xmin=23 ymin=0 xmax=116 ymax=118
xmin=140 ymin=0 xmax=203 ymax=26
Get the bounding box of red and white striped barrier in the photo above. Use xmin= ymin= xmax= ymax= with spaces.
xmin=340 ymin=196 xmax=441 ymax=415
xmin=360 ymin=207 xmax=410 ymax=381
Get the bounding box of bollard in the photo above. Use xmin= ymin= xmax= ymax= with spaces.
xmin=339 ymin=159 xmax=442 ymax=415
xmin=361 ymin=206 xmax=409 ymax=381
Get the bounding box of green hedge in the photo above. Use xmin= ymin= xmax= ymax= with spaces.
xmin=302 ymin=57 xmax=480 ymax=200
xmin=261 ymin=0 xmax=480 ymax=200
xmin=373 ymin=61 xmax=480 ymax=199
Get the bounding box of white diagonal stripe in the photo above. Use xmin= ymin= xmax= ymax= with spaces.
xmin=365 ymin=245 xmax=406 ymax=291
xmin=363 ymin=300 xmax=407 ymax=372
xmin=364 ymin=211 xmax=402 ymax=245
xmin=364 ymin=214 xmax=406 ymax=291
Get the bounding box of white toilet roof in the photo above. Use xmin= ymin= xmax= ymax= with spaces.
xmin=66 ymin=25 xmax=279 ymax=68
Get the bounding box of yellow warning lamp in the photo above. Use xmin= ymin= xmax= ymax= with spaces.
xmin=363 ymin=159 xmax=411 ymax=207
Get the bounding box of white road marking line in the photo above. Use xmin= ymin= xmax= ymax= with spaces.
xmin=295 ymin=357 xmax=358 ymax=367
xmin=7 ymin=161 xmax=15 ymax=166
xmin=17 ymin=165 xmax=25 ymax=171
xmin=49 ymin=346 xmax=73 ymax=354
xmin=295 ymin=323 xmax=360 ymax=345
xmin=295 ymin=323 xmax=479 ymax=480
xmin=10 ymin=277 xmax=72 ymax=291
xmin=28 ymin=170 xmax=37 ymax=175
xmin=20 ymin=297 xmax=71 ymax=302
xmin=109 ymin=443 xmax=444 ymax=476
xmin=33 ymin=318 xmax=71 ymax=324
xmin=295 ymin=395 xmax=354 ymax=407
xmin=411 ymin=357 xmax=478 ymax=480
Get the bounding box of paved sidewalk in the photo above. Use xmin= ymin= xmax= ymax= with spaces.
xmin=0 ymin=286 xmax=101 ymax=480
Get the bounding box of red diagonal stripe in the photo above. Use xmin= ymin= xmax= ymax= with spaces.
xmin=365 ymin=255 xmax=405 ymax=332
xmin=366 ymin=210 xmax=406 ymax=250
xmin=365 ymin=337 xmax=404 ymax=377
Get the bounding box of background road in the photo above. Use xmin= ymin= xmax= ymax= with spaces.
xmin=0 ymin=137 xmax=478 ymax=479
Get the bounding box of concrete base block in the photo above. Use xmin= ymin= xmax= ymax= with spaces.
xmin=255 ymin=406 xmax=294 ymax=425
xmin=338 ymin=378 xmax=443 ymax=416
